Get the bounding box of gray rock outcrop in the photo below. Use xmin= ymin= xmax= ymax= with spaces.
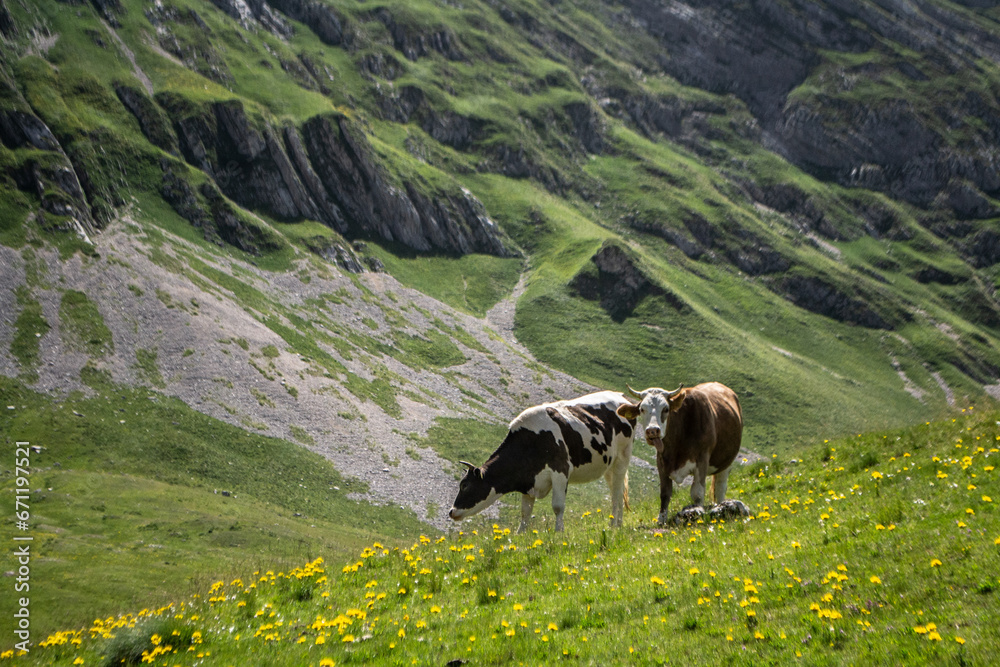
xmin=570 ymin=242 xmax=683 ymax=320
xmin=0 ymin=76 xmax=97 ymax=238
xmin=128 ymin=90 xmax=511 ymax=257
xmin=302 ymin=113 xmax=509 ymax=256
xmin=621 ymin=0 xmax=1000 ymax=211
xmin=773 ymin=274 xmax=889 ymax=329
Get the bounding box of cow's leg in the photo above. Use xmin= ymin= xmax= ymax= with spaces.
xmin=607 ymin=454 xmax=629 ymax=527
xmin=656 ymin=455 xmax=673 ymax=525
xmin=691 ymin=457 xmax=709 ymax=507
xmin=517 ymin=494 xmax=535 ymax=534
xmin=713 ymin=466 xmax=731 ymax=504
xmin=551 ymin=474 xmax=569 ymax=532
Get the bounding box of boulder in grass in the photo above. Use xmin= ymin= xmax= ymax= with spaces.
xmin=709 ymin=498 xmax=751 ymax=520
xmin=671 ymin=499 xmax=751 ymax=525
xmin=672 ymin=504 xmax=707 ymax=525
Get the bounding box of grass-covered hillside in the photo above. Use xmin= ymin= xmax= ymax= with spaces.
xmin=12 ymin=407 xmax=999 ymax=665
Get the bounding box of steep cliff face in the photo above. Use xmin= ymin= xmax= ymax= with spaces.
xmin=297 ymin=113 xmax=509 ymax=256
xmin=133 ymin=94 xmax=511 ymax=257
xmin=0 ymin=75 xmax=97 ymax=240
xmin=622 ymin=0 xmax=1000 ymax=213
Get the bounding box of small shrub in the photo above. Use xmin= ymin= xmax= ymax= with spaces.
xmin=101 ymin=618 xmax=194 ymax=667
xmin=290 ymin=425 xmax=314 ymax=445
xmin=476 ymin=578 xmax=501 ymax=605
xmin=851 ymin=450 xmax=880 ymax=472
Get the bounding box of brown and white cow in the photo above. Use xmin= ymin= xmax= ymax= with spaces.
xmin=448 ymin=391 xmax=637 ymax=532
xmin=616 ymin=382 xmax=742 ymax=525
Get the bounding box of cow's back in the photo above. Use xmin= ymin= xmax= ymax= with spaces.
xmin=508 ymin=392 xmax=635 ymax=482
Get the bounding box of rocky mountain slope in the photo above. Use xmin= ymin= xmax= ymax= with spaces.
xmin=0 ymin=216 xmax=602 ymax=526
xmin=2 ymin=0 xmax=1000 ymax=525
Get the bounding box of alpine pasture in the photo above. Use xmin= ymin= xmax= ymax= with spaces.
xmin=15 ymin=407 xmax=1000 ymax=666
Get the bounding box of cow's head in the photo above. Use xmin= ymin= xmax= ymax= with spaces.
xmin=616 ymin=385 xmax=686 ymax=452
xmin=448 ymin=461 xmax=500 ymax=521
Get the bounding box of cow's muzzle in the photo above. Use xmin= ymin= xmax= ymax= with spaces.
xmin=448 ymin=508 xmax=462 ymax=521
xmin=645 ymin=433 xmax=664 ymax=452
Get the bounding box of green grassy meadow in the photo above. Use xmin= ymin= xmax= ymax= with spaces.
xmin=3 ymin=0 xmax=1000 ymax=450
xmin=0 ymin=377 xmax=428 ymax=640
xmin=7 ymin=406 xmax=999 ymax=665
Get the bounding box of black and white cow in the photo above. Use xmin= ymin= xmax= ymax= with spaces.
xmin=448 ymin=391 xmax=637 ymax=532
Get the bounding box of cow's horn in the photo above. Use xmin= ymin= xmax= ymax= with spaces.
xmin=666 ymin=384 xmax=684 ymax=397
xmin=625 ymin=384 xmax=644 ymax=399
xmin=459 ymin=460 xmax=477 ymax=470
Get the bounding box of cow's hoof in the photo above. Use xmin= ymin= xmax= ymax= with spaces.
xmin=656 ymin=512 xmax=670 ymax=526
xmin=708 ymin=499 xmax=751 ymax=520
xmin=672 ymin=505 xmax=707 ymax=525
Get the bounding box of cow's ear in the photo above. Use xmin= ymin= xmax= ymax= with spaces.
xmin=668 ymin=389 xmax=688 ymax=412
xmin=460 ymin=460 xmax=482 ymax=479
xmin=616 ymin=403 xmax=640 ymax=421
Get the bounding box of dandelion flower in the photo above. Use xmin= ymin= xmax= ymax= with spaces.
xmin=547 ymin=622 xmax=558 ymax=631
xmin=956 ymin=637 xmax=966 ymax=645
xmin=650 ymin=575 xmax=665 ymax=586
xmin=930 ymin=559 xmax=942 ymax=568
xmin=984 ymin=496 xmax=993 ymax=503
xmin=870 ymin=575 xmax=882 ymax=584
xmin=689 ymin=567 xmax=700 ymax=575
xmin=341 ymin=634 xmax=354 ymax=643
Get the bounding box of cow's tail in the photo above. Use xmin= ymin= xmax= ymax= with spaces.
xmin=623 ymin=471 xmax=631 ymax=511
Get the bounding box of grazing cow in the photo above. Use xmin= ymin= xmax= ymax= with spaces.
xmin=616 ymin=382 xmax=742 ymax=525
xmin=448 ymin=392 xmax=637 ymax=532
